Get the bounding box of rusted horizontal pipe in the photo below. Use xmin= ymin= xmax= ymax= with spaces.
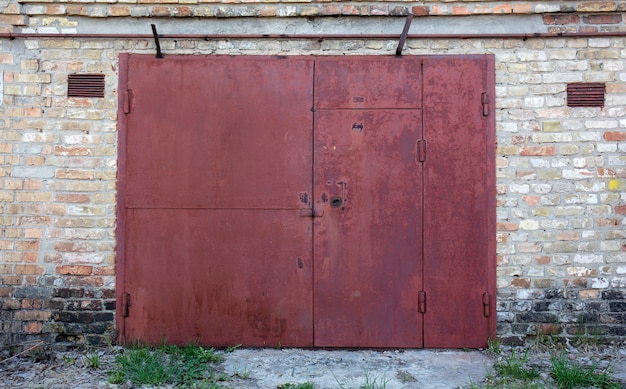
xmin=2 ymin=31 xmax=626 ymax=40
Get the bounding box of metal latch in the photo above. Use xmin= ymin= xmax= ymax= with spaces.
xmin=482 ymin=292 xmax=490 ymax=317
xmin=417 ymin=140 xmax=426 ymax=163
xmin=122 ymin=293 xmax=130 ymax=317
xmin=418 ymin=291 xmax=427 ymax=313
xmin=330 ymin=181 xmax=347 ymax=211
xmin=481 ymin=93 xmax=490 ymax=116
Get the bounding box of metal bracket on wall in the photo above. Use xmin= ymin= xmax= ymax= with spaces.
xmin=151 ymin=24 xmax=164 ymax=59
xmin=395 ymin=14 xmax=414 ymax=56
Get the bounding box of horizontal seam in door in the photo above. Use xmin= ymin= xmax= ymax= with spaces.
xmin=126 ymin=207 xmax=309 ymax=209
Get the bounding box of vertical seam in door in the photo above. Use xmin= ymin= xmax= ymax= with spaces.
xmin=311 ymin=58 xmax=317 ymax=345
xmin=419 ymin=58 xmax=425 ymax=348
xmin=116 ymin=53 xmax=130 ymax=345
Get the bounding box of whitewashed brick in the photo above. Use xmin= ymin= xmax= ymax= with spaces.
xmin=574 ymin=254 xmax=603 ymax=264
xmin=509 ymin=184 xmax=530 ymax=194
xmin=519 ymin=219 xmax=539 ymax=230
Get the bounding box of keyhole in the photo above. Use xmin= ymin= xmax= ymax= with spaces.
xmin=330 ymin=197 xmax=343 ymax=208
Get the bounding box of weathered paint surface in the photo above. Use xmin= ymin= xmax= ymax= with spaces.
xmin=122 ymin=55 xmax=315 ymax=346
xmin=313 ymin=57 xmax=424 ymax=347
xmin=118 ymin=55 xmax=495 ymax=348
xmin=423 ymin=56 xmax=496 ymax=348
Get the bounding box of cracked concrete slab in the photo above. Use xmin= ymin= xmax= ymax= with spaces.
xmin=222 ymin=348 xmax=493 ymax=389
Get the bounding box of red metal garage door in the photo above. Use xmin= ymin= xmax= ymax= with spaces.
xmin=117 ymin=54 xmax=495 ymax=348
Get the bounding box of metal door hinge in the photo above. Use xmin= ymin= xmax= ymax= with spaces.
xmin=417 ymin=139 xmax=426 ymax=163
xmin=418 ymin=291 xmax=427 ymax=313
xmin=482 ymin=292 xmax=490 ymax=317
xmin=124 ymin=90 xmax=132 ymax=114
xmin=122 ymin=293 xmax=130 ymax=317
xmin=481 ymin=92 xmax=490 ymax=116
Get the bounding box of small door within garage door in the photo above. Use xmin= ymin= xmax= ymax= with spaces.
xmin=117 ymin=54 xmax=495 ymax=348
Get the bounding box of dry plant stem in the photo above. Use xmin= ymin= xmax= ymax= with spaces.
xmin=0 ymin=341 xmax=45 ymax=365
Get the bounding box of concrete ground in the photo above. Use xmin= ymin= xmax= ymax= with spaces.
xmin=221 ymin=348 xmax=493 ymax=389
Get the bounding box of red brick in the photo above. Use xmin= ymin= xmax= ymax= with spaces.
xmin=543 ymin=14 xmax=580 ymax=25
xmin=597 ymin=168 xmax=616 ymax=178
xmin=45 ymin=4 xmax=65 ymax=15
xmin=493 ymin=4 xmax=512 ymax=13
xmin=520 ymin=146 xmax=557 ymax=156
xmin=321 ymin=5 xmax=340 ymax=15
xmin=15 ymin=240 xmax=40 ymax=251
xmin=452 ymin=6 xmax=470 ymax=15
xmin=174 ymin=6 xmax=192 ymax=17
xmin=54 ymin=146 xmax=92 ymax=156
xmin=605 ymin=131 xmax=626 ymax=141
xmin=596 ymin=218 xmax=620 ymax=226
xmin=341 ymin=5 xmax=360 ymax=15
xmin=15 ymin=265 xmax=45 ymax=275
xmin=583 ymin=14 xmax=623 ymax=24
xmin=56 ymin=265 xmax=93 ymax=276
xmin=497 ymin=221 xmax=519 ymax=231
xmin=411 ymin=6 xmax=429 ymax=16
xmin=564 ymin=278 xmax=586 ymax=287
xmin=24 ymin=322 xmax=43 ymax=334
xmin=3 ymin=276 xmax=23 ymax=285
xmin=0 ymin=15 xmax=26 ymax=26
xmin=615 ymin=204 xmax=626 ymax=214
xmin=55 ymin=169 xmax=95 ymax=180
xmin=94 ymin=266 xmax=115 ymax=276
xmin=22 ymin=299 xmax=43 ymax=309
xmin=511 ymin=278 xmax=531 ymax=288
xmin=536 ymin=324 xmax=562 ymax=335
xmin=523 ymin=196 xmax=540 ymax=206
xmin=66 ymin=4 xmax=87 ymax=16
xmin=110 ymin=6 xmax=131 ymax=16
xmin=577 ymin=2 xmax=618 ymax=12
xmin=55 ymin=194 xmax=91 ymax=203
xmin=535 ymin=256 xmax=551 ymax=265
xmin=14 ymin=310 xmax=51 ymax=321
xmin=54 ymin=241 xmax=95 ymax=252
xmin=557 ymin=231 xmax=581 ymax=241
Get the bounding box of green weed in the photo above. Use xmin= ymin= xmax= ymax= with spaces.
xmin=277 ymin=383 xmax=315 ymax=389
xmin=493 ymin=349 xmax=539 ymax=381
xmin=225 ymin=344 xmax=241 ymax=353
xmin=108 ymin=343 xmax=225 ymax=387
xmin=360 ymin=372 xmax=389 ymax=389
xmin=487 ymin=337 xmax=502 ymax=355
xmin=84 ymin=351 xmax=101 ymax=369
xmin=550 ymin=353 xmax=620 ymax=389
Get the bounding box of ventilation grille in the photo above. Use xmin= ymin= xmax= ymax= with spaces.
xmin=68 ymin=74 xmax=105 ymax=98
xmin=567 ymin=83 xmax=605 ymax=108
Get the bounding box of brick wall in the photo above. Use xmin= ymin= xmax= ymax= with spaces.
xmin=0 ymin=0 xmax=625 ymax=346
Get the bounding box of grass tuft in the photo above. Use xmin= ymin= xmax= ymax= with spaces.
xmin=493 ymin=349 xmax=539 ymax=381
xmin=550 ymin=352 xmax=620 ymax=389
xmin=277 ymin=383 xmax=315 ymax=389
xmin=108 ymin=343 xmax=225 ymax=387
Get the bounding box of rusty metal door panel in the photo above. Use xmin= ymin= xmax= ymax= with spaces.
xmin=314 ymin=57 xmax=422 ymax=109
xmin=125 ymin=208 xmax=313 ymax=347
xmin=313 ymin=109 xmax=423 ymax=348
xmin=121 ymin=55 xmax=314 ymax=347
xmin=125 ymin=55 xmax=314 ymax=209
xmin=422 ymin=56 xmax=496 ymax=348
